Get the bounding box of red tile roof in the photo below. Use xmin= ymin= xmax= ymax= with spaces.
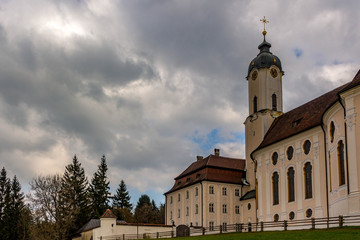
xmin=165 ymin=154 xmax=246 ymax=194
xmin=100 ymin=209 xmax=117 ymax=218
xmin=175 ymin=155 xmax=245 ymax=180
xmin=255 ymin=69 xmax=360 ymax=152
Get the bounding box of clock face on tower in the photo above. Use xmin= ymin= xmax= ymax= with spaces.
xmin=251 ymin=71 xmax=258 ymax=80
xmin=270 ymin=68 xmax=278 ymax=78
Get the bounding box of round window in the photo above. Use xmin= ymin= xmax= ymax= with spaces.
xmin=274 ymin=214 xmax=279 ymax=222
xmin=272 ymin=152 xmax=278 ymax=165
xmin=306 ymin=209 xmax=313 ymax=218
xmin=289 ymin=211 xmax=295 ymax=220
xmin=303 ymin=140 xmax=311 ymax=155
xmin=287 ymin=146 xmax=294 ymax=160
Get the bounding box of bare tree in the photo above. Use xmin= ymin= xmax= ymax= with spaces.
xmin=28 ymin=174 xmax=64 ymax=240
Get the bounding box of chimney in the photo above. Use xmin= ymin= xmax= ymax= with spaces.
xmin=197 ymin=156 xmax=203 ymax=161
xmin=214 ymin=148 xmax=220 ymax=156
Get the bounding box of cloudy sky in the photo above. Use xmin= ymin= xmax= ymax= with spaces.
xmin=0 ymin=0 xmax=359 ymax=206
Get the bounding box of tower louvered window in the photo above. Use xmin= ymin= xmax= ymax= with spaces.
xmin=253 ymin=96 xmax=258 ymax=113
xmin=272 ymin=93 xmax=277 ymax=111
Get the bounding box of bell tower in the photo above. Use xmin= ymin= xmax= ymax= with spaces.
xmin=244 ymin=17 xmax=284 ymax=189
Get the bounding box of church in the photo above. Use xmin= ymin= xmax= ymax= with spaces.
xmin=165 ymin=21 xmax=360 ymax=228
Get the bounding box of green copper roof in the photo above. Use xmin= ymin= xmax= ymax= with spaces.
xmin=247 ymin=37 xmax=282 ymax=77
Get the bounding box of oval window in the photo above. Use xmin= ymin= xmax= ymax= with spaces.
xmin=306 ymin=209 xmax=313 ymax=218
xmin=303 ymin=140 xmax=311 ymax=155
xmin=289 ymin=211 xmax=295 ymax=220
xmin=272 ymin=152 xmax=278 ymax=165
xmin=287 ymin=146 xmax=294 ymax=160
xmin=274 ymin=214 xmax=279 ymax=222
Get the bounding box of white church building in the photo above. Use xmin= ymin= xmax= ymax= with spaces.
xmin=165 ymin=26 xmax=360 ymax=228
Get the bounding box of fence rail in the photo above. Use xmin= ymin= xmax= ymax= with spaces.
xmin=100 ymin=214 xmax=360 ymax=240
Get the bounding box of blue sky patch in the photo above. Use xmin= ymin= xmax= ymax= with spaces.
xmin=191 ymin=128 xmax=244 ymax=152
xmin=294 ymin=48 xmax=303 ymax=58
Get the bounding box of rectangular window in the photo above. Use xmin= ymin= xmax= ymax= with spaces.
xmin=222 ymin=187 xmax=227 ymax=196
xmin=195 ymin=187 xmax=198 ymax=196
xmin=209 ymin=186 xmax=214 ymax=194
xmin=222 ymin=204 xmax=227 ymax=213
xmin=170 ymin=211 xmax=172 ymax=220
xmin=235 ymin=205 xmax=240 ymax=214
xmin=186 ymin=207 xmax=189 ymax=216
xmin=209 ymin=222 xmax=214 ymax=231
xmin=195 ymin=204 xmax=198 ymax=214
xmin=235 ymin=189 xmax=239 ymax=197
xmin=170 ymin=196 xmax=173 ymax=204
xmin=178 ymin=193 xmax=181 ymax=202
xmin=209 ymin=203 xmax=214 ymax=213
xmin=178 ymin=209 xmax=180 ymax=218
xmin=186 ymin=191 xmax=189 ymax=199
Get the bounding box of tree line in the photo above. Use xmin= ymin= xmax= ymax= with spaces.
xmin=0 ymin=155 xmax=165 ymax=240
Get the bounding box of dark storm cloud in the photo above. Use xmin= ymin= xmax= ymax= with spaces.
xmin=0 ymin=0 xmax=359 ymax=203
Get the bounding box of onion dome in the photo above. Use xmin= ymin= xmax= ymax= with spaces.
xmin=247 ymin=36 xmax=282 ymax=78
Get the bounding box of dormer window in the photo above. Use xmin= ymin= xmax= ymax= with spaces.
xmin=292 ymin=118 xmax=302 ymax=127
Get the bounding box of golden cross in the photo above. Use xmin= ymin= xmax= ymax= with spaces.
xmin=260 ymin=16 xmax=269 ymax=36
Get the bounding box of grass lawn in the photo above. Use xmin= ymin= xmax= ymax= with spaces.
xmin=165 ymin=227 xmax=360 ymax=240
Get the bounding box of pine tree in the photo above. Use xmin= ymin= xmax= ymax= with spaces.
xmin=60 ymin=155 xmax=90 ymax=239
xmin=89 ymin=155 xmax=110 ymax=218
xmin=0 ymin=167 xmax=8 ymax=220
xmin=9 ymin=176 xmax=25 ymax=240
xmin=113 ymin=180 xmax=132 ymax=210
xmin=0 ymin=167 xmax=10 ymax=238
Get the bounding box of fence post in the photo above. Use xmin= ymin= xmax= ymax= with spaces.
xmin=220 ymin=225 xmax=222 ymax=234
xmin=123 ymin=234 xmax=125 ymax=240
xmin=311 ymin=217 xmax=315 ymax=229
xmin=284 ymin=220 xmax=288 ymax=231
xmin=240 ymin=223 xmax=243 ymax=232
xmin=202 ymin=227 xmax=205 ymax=235
xmin=327 ymin=217 xmax=329 ymax=229
xmin=339 ymin=215 xmax=344 ymax=228
xmin=171 ymin=230 xmax=174 ymax=238
xmin=260 ymin=221 xmax=264 ymax=231
xmin=157 ymin=232 xmax=159 ymax=238
xmin=100 ymin=237 xmax=102 ymax=240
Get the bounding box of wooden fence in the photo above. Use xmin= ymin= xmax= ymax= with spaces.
xmin=101 ymin=214 xmax=360 ymax=240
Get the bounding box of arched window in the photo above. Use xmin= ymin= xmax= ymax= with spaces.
xmin=304 ymin=162 xmax=313 ymax=199
xmin=253 ymin=96 xmax=258 ymax=113
xmin=338 ymin=140 xmax=345 ymax=186
xmin=272 ymin=172 xmax=279 ymax=205
xmin=272 ymin=93 xmax=277 ymax=111
xmin=288 ymin=167 xmax=295 ymax=202
xmin=330 ymin=121 xmax=335 ymax=143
